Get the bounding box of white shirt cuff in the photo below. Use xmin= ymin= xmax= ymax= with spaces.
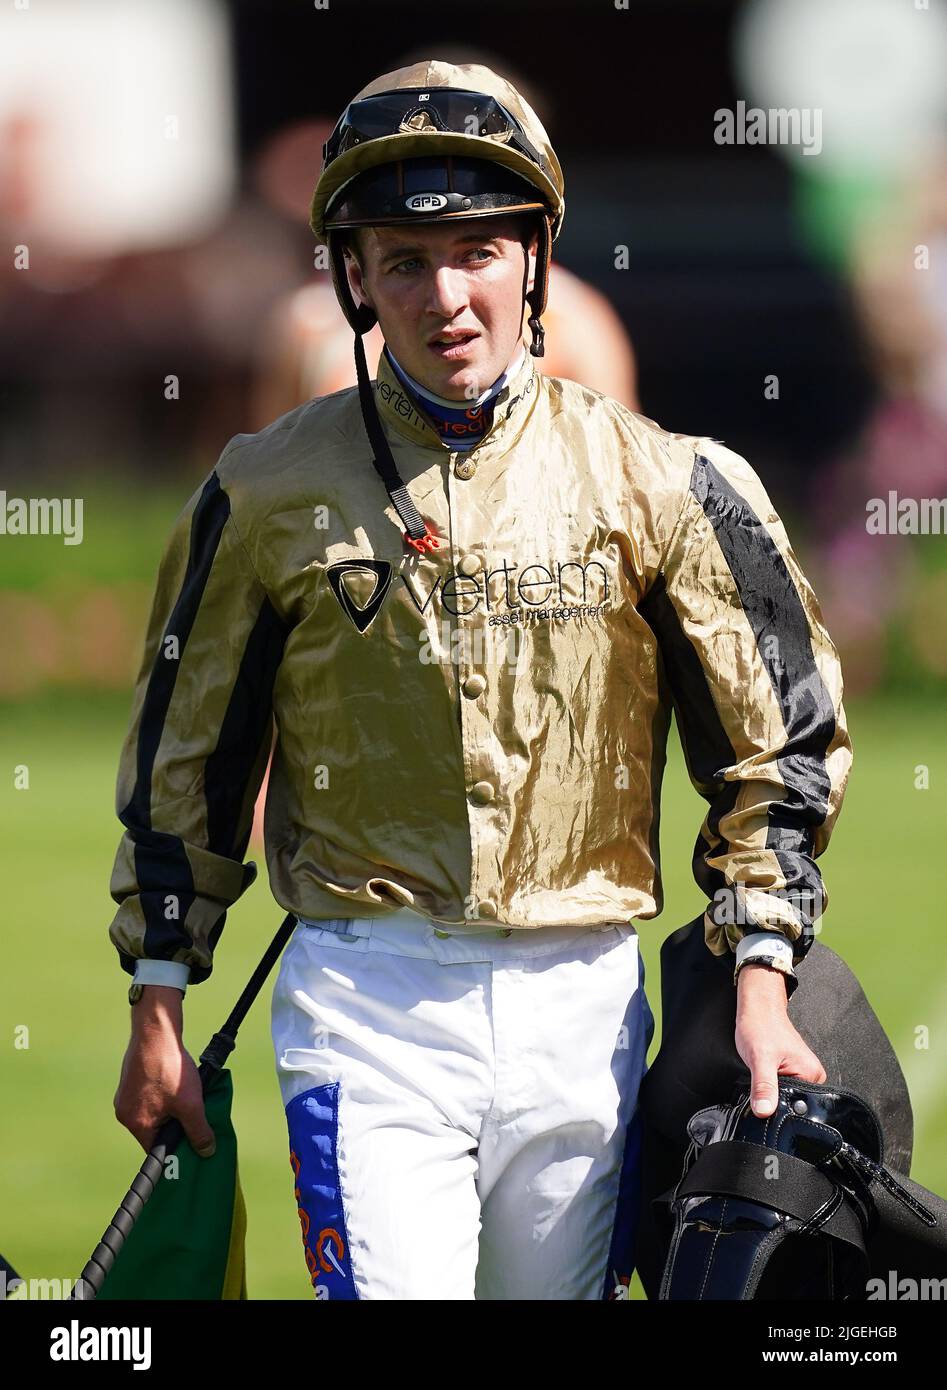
xmin=132 ymin=959 xmax=190 ymax=991
xmin=734 ymin=930 xmax=796 ymax=973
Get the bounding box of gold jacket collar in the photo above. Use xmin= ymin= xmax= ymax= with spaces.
xmin=373 ymin=340 xmax=539 ymax=459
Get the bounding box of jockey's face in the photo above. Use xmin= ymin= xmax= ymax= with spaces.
xmin=345 ymin=215 xmax=538 ymax=400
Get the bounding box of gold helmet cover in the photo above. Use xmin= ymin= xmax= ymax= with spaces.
xmin=310 ymin=59 xmax=565 ymax=347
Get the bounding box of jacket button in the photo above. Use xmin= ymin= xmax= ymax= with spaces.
xmin=454 ymin=458 xmax=477 ymax=479
xmin=469 ymin=780 xmax=495 ymax=804
xmin=462 ymin=673 xmax=486 ymax=698
xmin=478 ymin=899 xmax=498 ymax=919
xmin=458 ymin=553 xmax=482 ymax=576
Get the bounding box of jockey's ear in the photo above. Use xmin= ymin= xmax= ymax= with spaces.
xmin=344 ymin=230 xmax=375 ymax=312
xmin=524 ymin=227 xmax=538 ymax=297
xmin=503 ymin=214 xmax=539 ymax=300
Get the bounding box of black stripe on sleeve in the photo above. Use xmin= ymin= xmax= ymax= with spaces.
xmin=688 ymin=453 xmax=837 ymax=945
xmin=689 ymin=453 xmax=835 ymax=821
xmin=122 ymin=472 xmax=232 ymax=829
xmin=125 ymin=826 xmax=197 ymax=961
xmin=205 ymin=596 xmax=290 ymax=861
xmin=118 ymin=471 xmax=232 ymax=965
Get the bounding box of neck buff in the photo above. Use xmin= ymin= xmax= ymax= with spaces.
xmin=383 ymin=343 xmax=526 ymax=452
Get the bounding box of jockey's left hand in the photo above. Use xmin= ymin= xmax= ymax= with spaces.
xmin=734 ymin=963 xmax=827 ymax=1118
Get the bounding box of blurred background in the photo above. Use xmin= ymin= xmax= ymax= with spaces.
xmin=1 ymin=0 xmax=945 ymax=1299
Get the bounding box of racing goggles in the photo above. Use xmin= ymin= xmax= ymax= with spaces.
xmin=323 ymin=87 xmax=548 ymax=176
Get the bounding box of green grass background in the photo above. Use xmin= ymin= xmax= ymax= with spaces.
xmin=1 ymin=690 xmax=944 ymax=1299
xmin=1 ymin=484 xmax=945 ymax=1299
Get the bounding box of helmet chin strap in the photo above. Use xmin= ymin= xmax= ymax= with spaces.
xmin=352 ymin=330 xmax=437 ymax=553
xmin=524 ymin=216 xmax=548 ymax=358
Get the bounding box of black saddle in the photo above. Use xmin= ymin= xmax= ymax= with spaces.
xmin=635 ymin=916 xmax=947 ymax=1298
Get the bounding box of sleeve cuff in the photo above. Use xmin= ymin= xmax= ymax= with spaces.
xmin=132 ymin=959 xmax=191 ymax=992
xmin=734 ymin=930 xmax=796 ymax=972
xmin=733 ymin=930 xmax=798 ymax=997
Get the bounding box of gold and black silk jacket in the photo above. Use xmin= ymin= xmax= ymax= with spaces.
xmin=109 ymin=345 xmax=852 ymax=983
